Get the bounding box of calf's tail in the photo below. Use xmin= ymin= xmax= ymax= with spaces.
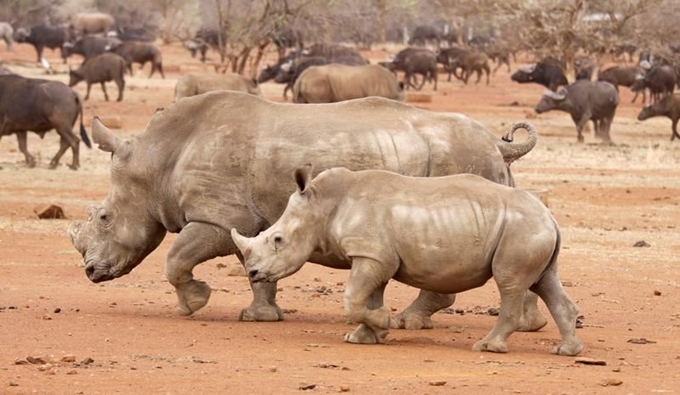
xmin=76 ymin=94 xmax=92 ymax=148
xmin=497 ymin=121 xmax=538 ymax=164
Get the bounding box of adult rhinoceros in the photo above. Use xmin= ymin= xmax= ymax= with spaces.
xmin=68 ymin=91 xmax=544 ymax=331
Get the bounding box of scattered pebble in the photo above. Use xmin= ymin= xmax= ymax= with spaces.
xmin=574 ymin=357 xmax=607 ymax=366
xmin=429 ymin=381 xmax=447 ymax=386
xmin=54 ymin=308 xmax=61 ymax=313
xmin=627 ymin=338 xmax=656 ymax=344
xmin=339 ymin=384 xmax=350 ymax=392
xmin=42 ymin=314 xmax=52 ymax=320
xmin=299 ymin=383 xmax=316 ymax=390
xmin=61 ymin=355 xmax=76 ymax=363
xmin=599 ymin=378 xmax=623 ymax=387
xmin=26 ymin=356 xmax=47 ymax=365
xmin=633 ymin=240 xmax=650 ymax=247
xmin=653 ymin=290 xmax=662 ymax=296
xmin=9 ymin=381 xmax=18 ymax=387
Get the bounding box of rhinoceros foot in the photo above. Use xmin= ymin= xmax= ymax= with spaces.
xmin=344 ymin=324 xmax=388 ymax=344
xmin=472 ymin=339 xmax=508 ymax=354
xmin=176 ymin=279 xmax=211 ymax=316
xmin=552 ymin=339 xmax=583 ymax=356
xmin=390 ymin=312 xmax=434 ymax=330
xmin=238 ymin=303 xmax=284 ymax=322
xmin=516 ymin=291 xmax=548 ymax=332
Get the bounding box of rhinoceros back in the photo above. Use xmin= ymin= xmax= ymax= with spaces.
xmin=136 ymin=91 xmax=513 ymax=234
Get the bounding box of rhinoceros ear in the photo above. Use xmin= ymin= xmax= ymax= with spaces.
xmin=231 ymin=228 xmax=251 ymax=255
xmin=294 ymin=164 xmax=313 ymax=195
xmin=92 ymin=117 xmax=123 ymax=153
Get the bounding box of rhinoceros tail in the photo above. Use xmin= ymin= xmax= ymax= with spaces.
xmin=76 ymin=94 xmax=92 ymax=149
xmin=496 ymin=121 xmax=538 ymax=165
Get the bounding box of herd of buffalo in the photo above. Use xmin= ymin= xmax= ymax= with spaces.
xmin=1 ymin=12 xmax=680 ymax=172
xmin=2 ymin=10 xmax=680 ymax=358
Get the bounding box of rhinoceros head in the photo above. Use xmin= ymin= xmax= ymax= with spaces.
xmin=232 ymin=164 xmax=319 ymax=283
xmin=68 ymin=118 xmax=166 ymax=283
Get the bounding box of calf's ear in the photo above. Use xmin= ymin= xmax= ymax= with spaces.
xmin=92 ymin=117 xmax=123 ymax=153
xmin=294 ymin=163 xmax=313 ymax=195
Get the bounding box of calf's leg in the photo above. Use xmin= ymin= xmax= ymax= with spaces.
xmin=343 ymin=257 xmax=396 ymax=344
xmin=530 ymin=266 xmax=583 ymax=356
xmin=392 ymin=291 xmax=455 ymax=329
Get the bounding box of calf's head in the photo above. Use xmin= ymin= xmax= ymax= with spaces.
xmin=68 ymin=118 xmax=166 ymax=283
xmin=232 ymin=164 xmax=320 ymax=283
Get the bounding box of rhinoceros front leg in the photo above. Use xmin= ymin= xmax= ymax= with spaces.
xmin=165 ymin=222 xmax=231 ymax=316
xmin=343 ymin=257 xmax=395 ymax=344
xmin=238 ymin=279 xmax=284 ymax=322
xmin=391 ymin=291 xmax=456 ymax=330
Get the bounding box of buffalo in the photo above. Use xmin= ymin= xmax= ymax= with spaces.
xmin=534 ymin=80 xmax=619 ymax=143
xmin=69 ymin=53 xmax=126 ymax=102
xmin=631 ymin=64 xmax=676 ymax=105
xmin=436 ymin=45 xmax=469 ymax=81
xmin=512 ymin=58 xmax=568 ymax=91
xmin=597 ymin=65 xmax=646 ymax=103
xmin=450 ymin=51 xmax=490 ymax=85
xmin=0 ymin=74 xmax=90 ymax=169
xmin=14 ymin=24 xmax=69 ymax=63
xmin=384 ymin=47 xmax=438 ymax=91
xmin=408 ymin=25 xmax=441 ymax=48
xmin=108 ymin=41 xmax=164 ymax=78
xmin=637 ymin=93 xmax=680 ymax=141
xmin=63 ymin=35 xmax=122 ymax=61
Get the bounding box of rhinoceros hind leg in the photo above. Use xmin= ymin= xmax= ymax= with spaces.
xmin=472 ymin=289 xmax=526 ymax=354
xmin=516 ymin=291 xmax=548 ymax=332
xmin=392 ymin=290 xmax=456 ymax=330
xmin=530 ymin=269 xmax=583 ymax=356
xmin=176 ymin=280 xmax=211 ymax=316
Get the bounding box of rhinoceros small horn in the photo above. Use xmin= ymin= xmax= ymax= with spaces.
xmin=294 ymin=164 xmax=314 ymax=195
xmin=92 ymin=117 xmax=122 ymax=153
xmin=230 ymin=228 xmax=251 ymax=255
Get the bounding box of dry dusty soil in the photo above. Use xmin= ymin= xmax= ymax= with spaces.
xmin=1 ymin=43 xmax=679 ymax=395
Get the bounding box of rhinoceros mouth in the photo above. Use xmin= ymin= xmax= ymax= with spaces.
xmin=85 ymin=261 xmax=117 ymax=283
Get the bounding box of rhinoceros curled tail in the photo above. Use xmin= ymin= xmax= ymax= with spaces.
xmin=497 ymin=121 xmax=538 ymax=164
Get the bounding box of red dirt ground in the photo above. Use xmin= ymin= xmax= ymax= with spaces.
xmin=1 ymin=43 xmax=679 ymax=395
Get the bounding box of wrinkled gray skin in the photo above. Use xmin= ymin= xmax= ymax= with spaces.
xmin=292 ymin=64 xmax=404 ymax=103
xmin=174 ymin=73 xmax=261 ymax=101
xmin=68 ymin=91 xmax=544 ymax=331
xmin=232 ymin=167 xmax=583 ymax=356
xmin=535 ymin=80 xmax=619 ymax=143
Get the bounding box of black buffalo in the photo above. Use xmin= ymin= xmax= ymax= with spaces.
xmin=13 ymin=24 xmax=70 ymax=63
xmin=511 ymin=58 xmax=568 ymax=91
xmin=0 ymin=74 xmax=90 ymax=169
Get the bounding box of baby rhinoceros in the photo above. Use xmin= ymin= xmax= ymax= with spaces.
xmin=232 ymin=166 xmax=583 ymax=356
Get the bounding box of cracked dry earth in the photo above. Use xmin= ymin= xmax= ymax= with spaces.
xmin=1 ymin=43 xmax=679 ymax=395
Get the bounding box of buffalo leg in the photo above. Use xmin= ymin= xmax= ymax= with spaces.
xmin=575 ymin=114 xmax=592 ymax=143
xmin=343 ymin=257 xmax=396 ymax=344
xmin=15 ymin=131 xmax=36 ymax=167
xmin=672 ymin=118 xmax=680 ymax=141
xmin=100 ymin=82 xmax=110 ymax=101
xmin=116 ymin=79 xmax=125 ymax=102
xmin=84 ymin=83 xmax=92 ymax=100
xmin=392 ymin=291 xmax=455 ymax=329
xmin=52 ymin=126 xmax=81 ymax=170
